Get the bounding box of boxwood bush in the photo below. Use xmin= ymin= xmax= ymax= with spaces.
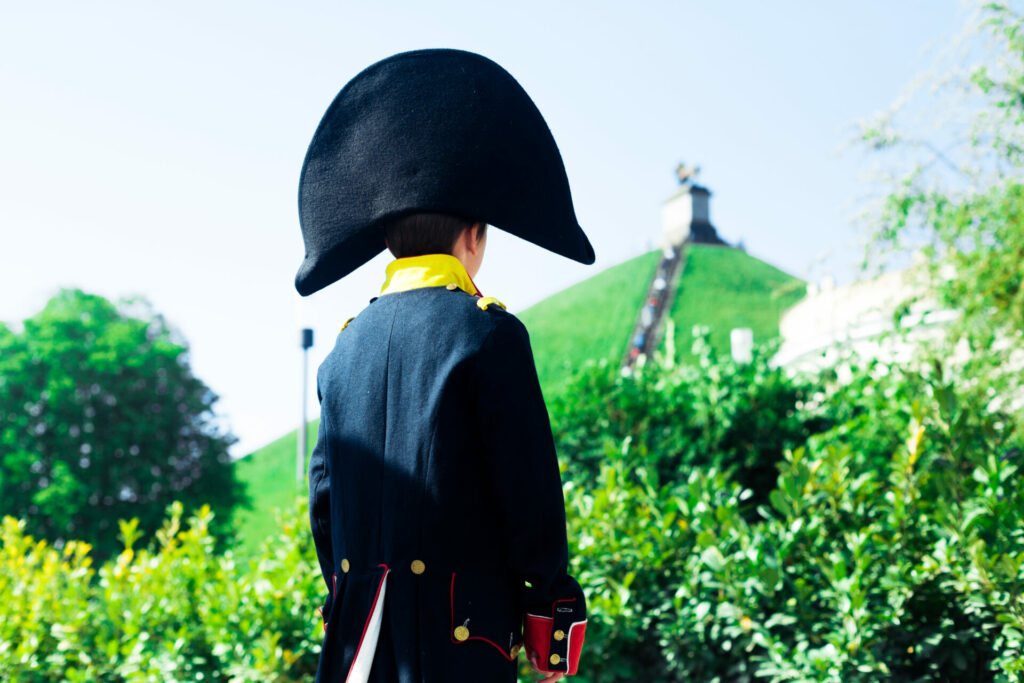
xmin=2 ymin=335 xmax=1021 ymax=682
xmin=0 ymin=500 xmax=322 ymax=682
xmin=556 ymin=340 xmax=1023 ymax=682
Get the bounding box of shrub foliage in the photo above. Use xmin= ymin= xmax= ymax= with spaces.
xmin=0 ymin=500 xmax=322 ymax=682
xmin=7 ymin=337 xmax=1021 ymax=681
xmin=555 ymin=342 xmax=1023 ymax=682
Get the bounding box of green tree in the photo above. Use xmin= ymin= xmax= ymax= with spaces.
xmin=0 ymin=288 xmax=244 ymax=560
xmin=859 ymin=2 xmax=1024 ymax=388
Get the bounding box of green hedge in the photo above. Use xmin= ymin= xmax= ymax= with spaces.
xmin=557 ymin=343 xmax=1024 ymax=682
xmin=0 ymin=501 xmax=322 ymax=682
xmin=3 ymin=339 xmax=1022 ymax=682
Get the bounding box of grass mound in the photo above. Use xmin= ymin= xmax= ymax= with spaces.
xmin=232 ymin=420 xmax=317 ymax=557
xmin=518 ymin=249 xmax=662 ymax=398
xmin=665 ymin=244 xmax=805 ymax=357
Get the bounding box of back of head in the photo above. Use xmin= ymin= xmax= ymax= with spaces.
xmin=383 ymin=213 xmax=486 ymax=258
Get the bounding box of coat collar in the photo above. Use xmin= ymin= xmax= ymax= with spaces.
xmin=379 ymin=253 xmax=481 ymax=297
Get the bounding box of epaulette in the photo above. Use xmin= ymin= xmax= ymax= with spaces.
xmin=476 ymin=296 xmax=506 ymax=311
xmin=340 ymin=316 xmax=355 ymax=331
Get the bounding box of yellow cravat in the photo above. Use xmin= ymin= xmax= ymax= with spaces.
xmin=379 ymin=254 xmax=480 ymax=296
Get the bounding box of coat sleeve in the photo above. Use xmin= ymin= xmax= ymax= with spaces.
xmin=474 ymin=315 xmax=588 ymax=676
xmin=309 ymin=379 xmax=335 ymax=621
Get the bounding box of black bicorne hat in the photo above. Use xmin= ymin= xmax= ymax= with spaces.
xmin=295 ymin=48 xmax=596 ymax=295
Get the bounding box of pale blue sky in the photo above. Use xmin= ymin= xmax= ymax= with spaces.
xmin=1 ymin=1 xmax=974 ymax=456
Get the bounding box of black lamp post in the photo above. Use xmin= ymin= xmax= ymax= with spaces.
xmin=299 ymin=327 xmax=314 ymax=487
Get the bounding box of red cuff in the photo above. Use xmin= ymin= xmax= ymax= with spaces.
xmin=524 ymin=613 xmax=587 ymax=675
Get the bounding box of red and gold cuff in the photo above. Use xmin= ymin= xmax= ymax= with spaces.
xmin=523 ymin=603 xmax=587 ymax=675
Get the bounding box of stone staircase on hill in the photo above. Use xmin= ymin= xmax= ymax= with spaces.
xmin=621 ymin=168 xmax=729 ymax=371
xmin=622 ymin=245 xmax=686 ymax=369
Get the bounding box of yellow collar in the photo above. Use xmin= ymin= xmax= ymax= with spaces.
xmin=380 ymin=253 xmax=481 ymax=297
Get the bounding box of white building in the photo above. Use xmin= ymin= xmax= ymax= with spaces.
xmin=772 ymin=262 xmax=961 ymax=374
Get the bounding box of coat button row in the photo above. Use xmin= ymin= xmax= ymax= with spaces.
xmin=340 ymin=558 xmax=425 ymax=574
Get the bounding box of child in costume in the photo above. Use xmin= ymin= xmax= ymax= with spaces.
xmin=295 ymin=49 xmax=592 ymax=683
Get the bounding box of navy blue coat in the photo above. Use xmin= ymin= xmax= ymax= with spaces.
xmin=309 ymin=264 xmax=587 ymax=683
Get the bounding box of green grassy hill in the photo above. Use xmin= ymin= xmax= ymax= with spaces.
xmin=519 ymin=249 xmax=662 ymax=398
xmin=231 ymin=244 xmax=804 ymax=553
xmin=665 ymin=244 xmax=806 ymax=358
xmin=231 ymin=420 xmax=317 ymax=557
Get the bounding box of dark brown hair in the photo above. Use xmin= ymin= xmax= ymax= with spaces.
xmin=383 ymin=213 xmax=486 ymax=258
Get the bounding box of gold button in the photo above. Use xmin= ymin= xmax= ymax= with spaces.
xmin=410 ymin=559 xmax=426 ymax=575
xmin=445 ymin=283 xmax=458 ymax=291
xmin=549 ymin=654 xmax=561 ymax=666
xmin=341 ymin=558 xmax=350 ymax=573
xmin=553 ymin=629 xmax=565 ymax=641
xmin=453 ymin=625 xmax=470 ymax=641
xmin=510 ymin=644 xmax=521 ymax=658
